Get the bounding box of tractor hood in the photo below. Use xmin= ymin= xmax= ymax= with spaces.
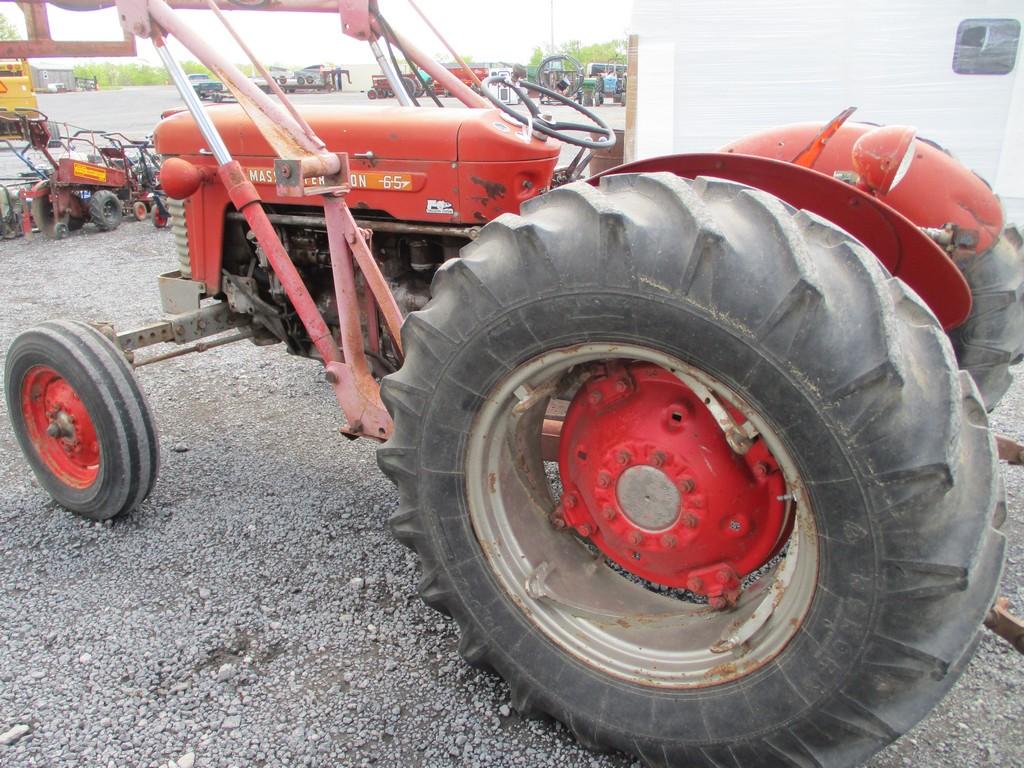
xmin=153 ymin=104 xmax=560 ymax=165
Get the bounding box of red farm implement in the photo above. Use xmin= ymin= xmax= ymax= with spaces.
xmin=1 ymin=2 xmax=1022 ymax=767
xmin=0 ymin=108 xmax=168 ymax=237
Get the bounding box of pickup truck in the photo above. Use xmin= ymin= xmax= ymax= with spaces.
xmin=187 ymin=73 xmax=227 ymax=101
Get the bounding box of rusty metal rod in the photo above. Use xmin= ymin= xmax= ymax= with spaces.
xmin=203 ymin=0 xmax=325 ymax=151
xmin=224 ymin=210 xmax=480 ymax=239
xmin=132 ymin=328 xmax=253 ymax=368
xmin=405 ymin=0 xmax=484 ymax=90
xmin=386 ymin=26 xmax=489 ymax=109
xmin=995 ymin=433 xmax=1024 ymax=464
xmin=148 ymin=0 xmax=341 ymax=173
xmin=985 ymin=596 xmax=1024 ymax=655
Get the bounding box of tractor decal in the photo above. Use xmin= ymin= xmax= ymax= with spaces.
xmin=71 ymin=162 xmax=108 ymax=183
xmin=245 ymin=166 xmax=420 ymax=192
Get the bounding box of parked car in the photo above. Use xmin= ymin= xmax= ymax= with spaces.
xmin=187 ymin=73 xmax=226 ymax=101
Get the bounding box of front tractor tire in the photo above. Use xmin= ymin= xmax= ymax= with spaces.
xmin=5 ymin=321 xmax=159 ymax=521
xmin=378 ymin=174 xmax=1005 ymax=767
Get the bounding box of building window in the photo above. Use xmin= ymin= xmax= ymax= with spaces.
xmin=953 ymin=18 xmax=1020 ymax=75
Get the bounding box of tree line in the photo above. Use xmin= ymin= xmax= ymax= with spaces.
xmin=529 ymin=39 xmax=627 ymax=69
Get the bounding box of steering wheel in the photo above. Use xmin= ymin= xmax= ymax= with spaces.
xmin=480 ymin=75 xmax=616 ymax=150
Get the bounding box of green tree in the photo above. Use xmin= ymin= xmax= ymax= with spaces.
xmin=528 ymin=39 xmax=625 ymax=69
xmin=0 ymin=14 xmax=22 ymax=41
xmin=72 ymin=61 xmax=172 ymax=87
xmin=180 ymin=60 xmax=212 ymax=77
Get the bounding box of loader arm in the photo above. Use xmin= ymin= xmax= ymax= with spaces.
xmin=0 ymin=0 xmax=472 ymax=439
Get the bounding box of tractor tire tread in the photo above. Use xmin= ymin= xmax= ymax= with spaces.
xmin=378 ymin=173 xmax=1003 ymax=767
xmin=5 ymin=320 xmax=158 ymax=520
xmin=949 ymin=229 xmax=1024 ymax=409
xmin=88 ymin=189 xmax=122 ymax=232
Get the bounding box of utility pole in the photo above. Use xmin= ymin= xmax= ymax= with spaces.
xmin=550 ymin=0 xmax=555 ymax=53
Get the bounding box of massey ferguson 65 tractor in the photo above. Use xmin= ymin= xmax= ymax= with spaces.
xmin=2 ymin=2 xmax=1023 ymax=767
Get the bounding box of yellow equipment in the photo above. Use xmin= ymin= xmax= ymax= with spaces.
xmin=0 ymin=59 xmax=38 ymax=139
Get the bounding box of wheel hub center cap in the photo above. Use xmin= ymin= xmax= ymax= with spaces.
xmin=556 ymin=361 xmax=794 ymax=598
xmin=616 ymin=465 xmax=680 ymax=531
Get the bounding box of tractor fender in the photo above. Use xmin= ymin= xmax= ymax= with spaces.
xmin=723 ymin=122 xmax=1004 ymax=256
xmin=589 ymin=153 xmax=971 ymax=329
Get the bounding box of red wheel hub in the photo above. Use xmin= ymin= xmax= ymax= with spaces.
xmin=20 ymin=365 xmax=100 ymax=488
xmin=557 ymin=362 xmax=791 ymax=606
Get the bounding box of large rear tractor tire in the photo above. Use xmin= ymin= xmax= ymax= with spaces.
xmin=5 ymin=321 xmax=159 ymax=521
xmin=950 ymin=225 xmax=1024 ymax=410
xmin=378 ymin=174 xmax=1004 ymax=767
xmin=88 ymin=189 xmax=122 ymax=232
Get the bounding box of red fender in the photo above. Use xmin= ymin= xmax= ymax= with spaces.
xmin=590 ymin=153 xmax=971 ymax=330
xmin=723 ymin=123 xmax=1004 ymax=256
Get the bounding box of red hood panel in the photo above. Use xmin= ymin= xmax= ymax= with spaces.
xmin=154 ymin=104 xmax=559 ymax=165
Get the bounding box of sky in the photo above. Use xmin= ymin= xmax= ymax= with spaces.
xmin=0 ymin=1 xmax=634 ymax=68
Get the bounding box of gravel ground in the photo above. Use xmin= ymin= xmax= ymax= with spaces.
xmin=0 ymin=218 xmax=1021 ymax=768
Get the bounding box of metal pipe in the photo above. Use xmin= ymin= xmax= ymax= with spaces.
xmin=387 ymin=27 xmax=489 ymax=108
xmin=154 ymin=38 xmax=231 ymax=163
xmin=219 ymin=162 xmax=342 ymax=366
xmin=147 ymin=0 xmax=340 ymax=173
xmin=370 ymin=39 xmax=415 ymax=107
xmin=324 ymin=198 xmax=374 ymax=378
xmin=405 ymin=0 xmax=483 ymax=90
xmin=133 ymin=328 xmax=254 ymax=368
xmin=225 ymin=210 xmax=480 ymax=239
xmin=343 ymin=210 xmax=405 ymax=357
xmin=203 ymin=0 xmax=324 ymax=151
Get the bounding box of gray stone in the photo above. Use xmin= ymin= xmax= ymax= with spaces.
xmin=0 ymin=724 xmax=30 ymax=746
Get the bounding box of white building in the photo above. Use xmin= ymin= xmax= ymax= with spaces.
xmin=629 ymin=1 xmax=1024 ymax=222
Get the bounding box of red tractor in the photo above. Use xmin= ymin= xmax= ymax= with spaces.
xmin=1 ymin=3 xmax=1022 ymax=768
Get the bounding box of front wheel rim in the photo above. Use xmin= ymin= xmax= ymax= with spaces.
xmin=20 ymin=365 xmax=100 ymax=488
xmin=465 ymin=343 xmax=818 ymax=688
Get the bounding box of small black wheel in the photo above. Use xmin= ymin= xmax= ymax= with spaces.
xmin=379 ymin=174 xmax=1004 ymax=768
xmin=949 ymin=226 xmax=1024 ymax=409
xmin=88 ymin=190 xmax=122 ymax=232
xmin=5 ymin=320 xmax=159 ymax=521
xmin=400 ymin=76 xmax=418 ymax=98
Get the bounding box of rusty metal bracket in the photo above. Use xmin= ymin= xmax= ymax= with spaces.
xmin=274 ymin=154 xmax=351 ymax=198
xmin=985 ymin=596 xmax=1024 ymax=654
xmin=995 ymin=433 xmax=1024 ymax=465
